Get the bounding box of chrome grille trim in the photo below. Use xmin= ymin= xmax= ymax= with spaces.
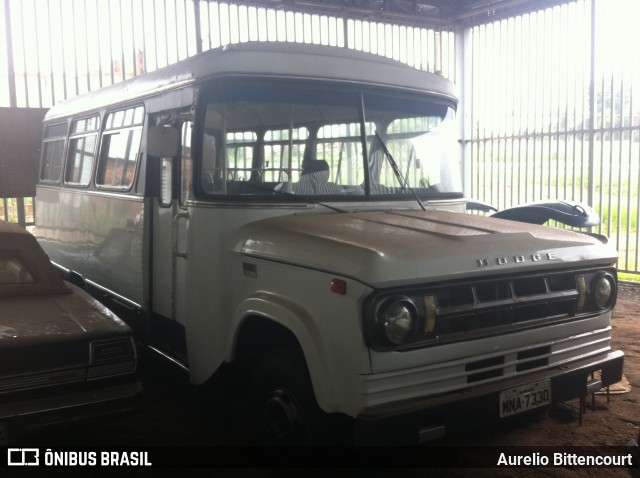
xmin=0 ymin=369 xmax=86 ymax=394
xmin=87 ymin=360 xmax=136 ymax=380
xmin=432 ymin=271 xmax=582 ymax=338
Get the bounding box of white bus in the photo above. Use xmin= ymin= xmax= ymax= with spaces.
xmin=35 ymin=42 xmax=623 ymax=444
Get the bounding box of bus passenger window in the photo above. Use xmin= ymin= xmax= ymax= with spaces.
xmin=96 ymin=106 xmax=144 ymax=189
xmin=65 ymin=116 xmax=99 ymax=186
xmin=40 ymin=123 xmax=67 ymax=182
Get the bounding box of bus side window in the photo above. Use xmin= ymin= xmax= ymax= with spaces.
xmin=96 ymin=106 xmax=144 ymax=189
xmin=65 ymin=115 xmax=100 ymax=186
xmin=40 ymin=123 xmax=67 ymax=183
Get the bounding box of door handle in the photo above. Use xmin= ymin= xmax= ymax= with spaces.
xmin=172 ymin=211 xmax=189 ymax=259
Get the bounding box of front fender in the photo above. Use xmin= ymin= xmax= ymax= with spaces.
xmin=226 ymin=291 xmax=335 ymax=412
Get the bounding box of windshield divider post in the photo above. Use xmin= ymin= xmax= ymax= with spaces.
xmin=358 ymin=93 xmax=371 ymax=196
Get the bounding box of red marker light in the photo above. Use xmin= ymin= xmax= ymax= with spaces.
xmin=330 ymin=279 xmax=347 ymax=295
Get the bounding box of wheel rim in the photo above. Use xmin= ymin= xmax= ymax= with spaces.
xmin=263 ymin=387 xmax=302 ymax=441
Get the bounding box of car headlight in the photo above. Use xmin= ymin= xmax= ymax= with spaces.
xmin=379 ymin=296 xmax=418 ymax=345
xmin=592 ymin=273 xmax=616 ymax=309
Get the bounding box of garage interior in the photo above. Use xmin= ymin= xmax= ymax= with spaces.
xmin=2 ymin=0 xmax=639 ymax=280
xmin=1 ymin=0 xmax=639 ymax=469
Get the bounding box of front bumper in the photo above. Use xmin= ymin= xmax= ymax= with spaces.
xmin=354 ymin=350 xmax=624 ymax=445
xmin=0 ymin=379 xmax=143 ymax=444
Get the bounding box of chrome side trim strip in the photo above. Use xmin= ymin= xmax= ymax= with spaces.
xmin=147 ymin=346 xmax=190 ymax=373
xmin=84 ymin=278 xmax=142 ymax=310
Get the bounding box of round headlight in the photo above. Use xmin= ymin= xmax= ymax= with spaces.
xmin=380 ymin=297 xmax=417 ymax=345
xmin=593 ymin=274 xmax=615 ymax=309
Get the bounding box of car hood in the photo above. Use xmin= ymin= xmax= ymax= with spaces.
xmin=0 ymin=283 xmax=131 ymax=378
xmin=233 ymin=210 xmax=618 ymax=288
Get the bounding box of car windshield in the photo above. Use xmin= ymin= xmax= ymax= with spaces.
xmin=198 ymin=79 xmax=461 ymax=200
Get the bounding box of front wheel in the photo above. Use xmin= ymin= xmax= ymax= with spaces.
xmin=251 ymin=346 xmax=347 ymax=445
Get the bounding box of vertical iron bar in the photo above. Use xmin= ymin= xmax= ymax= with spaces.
xmin=85 ymin=1 xmax=92 ymax=89
xmin=152 ymin=0 xmax=159 ymax=69
xmin=141 ymin=0 xmax=148 ymax=72
xmin=342 ymin=14 xmax=348 ymax=48
xmin=3 ymin=0 xmax=17 ymax=107
xmin=17 ymin=197 xmax=25 ymax=228
xmin=617 ymin=68 xmax=624 ymax=262
xmin=546 ymin=134 xmax=558 ymax=199
xmin=119 ymin=0 xmax=126 ymax=81
xmin=562 ymin=5 xmax=569 ymax=202
xmin=32 ymin=0 xmax=42 ymax=106
xmin=508 ymin=18 xmax=515 ymax=207
xmin=205 ymin=0 xmax=212 ymax=50
xmin=164 ymin=0 xmax=170 ymax=65
xmin=482 ymin=25 xmax=489 ymax=203
xmin=541 ymin=10 xmax=547 ymax=201
xmin=588 ymin=0 xmax=596 ymax=224
xmin=74 ymin=0 xmax=81 ymax=98
xmin=607 ymin=69 xmax=614 ymax=236
xmin=627 ymin=33 xmax=635 ymax=272
xmin=636 ymin=133 xmax=640 ymax=272
xmin=18 ymin=0 xmax=29 ymax=106
xmin=108 ymin=0 xmax=115 ymax=84
xmin=174 ymin=0 xmax=180 ymax=58
xmin=569 ymin=4 xmax=577 ymax=202
xmin=217 ymin=2 xmax=223 ymax=46
xmin=46 ymin=0 xmax=54 ymax=104
xmin=58 ymin=3 xmax=68 ymax=99
xmin=185 ymin=0 xmax=192 ymax=56
xmin=530 ymin=13 xmax=538 ymax=203
xmin=96 ymin=0 xmax=104 ymax=88
xmin=132 ymin=0 xmax=138 ymax=76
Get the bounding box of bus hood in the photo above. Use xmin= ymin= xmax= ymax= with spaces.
xmin=233 ymin=210 xmax=618 ymax=288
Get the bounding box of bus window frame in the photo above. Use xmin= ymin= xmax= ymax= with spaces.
xmin=39 ymin=122 xmax=68 ymax=184
xmin=63 ymin=114 xmax=101 ymax=188
xmin=94 ymin=105 xmax=145 ymax=193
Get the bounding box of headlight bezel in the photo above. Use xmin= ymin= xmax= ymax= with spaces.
xmin=591 ymin=272 xmax=616 ymax=309
xmin=375 ymin=295 xmax=419 ymax=346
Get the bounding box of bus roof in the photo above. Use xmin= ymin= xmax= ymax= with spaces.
xmin=44 ymin=42 xmax=458 ymax=121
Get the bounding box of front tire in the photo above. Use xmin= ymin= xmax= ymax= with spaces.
xmin=251 ymin=346 xmax=326 ymax=445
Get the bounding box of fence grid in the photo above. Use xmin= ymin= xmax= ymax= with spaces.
xmin=468 ymin=0 xmax=640 ymax=278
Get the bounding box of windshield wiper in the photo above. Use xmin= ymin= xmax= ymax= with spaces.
xmin=374 ymin=131 xmax=427 ymax=212
xmin=258 ymin=182 xmax=347 ymax=214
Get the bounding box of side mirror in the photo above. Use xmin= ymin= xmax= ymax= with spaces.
xmin=147 ymin=125 xmax=179 ymax=158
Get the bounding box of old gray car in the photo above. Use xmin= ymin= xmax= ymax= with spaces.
xmin=0 ymin=220 xmax=142 ymax=443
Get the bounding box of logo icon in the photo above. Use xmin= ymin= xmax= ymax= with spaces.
xmin=7 ymin=448 xmax=39 ymax=466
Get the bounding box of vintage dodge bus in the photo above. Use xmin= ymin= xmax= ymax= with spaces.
xmin=35 ymin=42 xmax=623 ymax=444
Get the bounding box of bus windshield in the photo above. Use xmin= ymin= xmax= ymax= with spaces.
xmin=198 ymin=79 xmax=461 ymax=200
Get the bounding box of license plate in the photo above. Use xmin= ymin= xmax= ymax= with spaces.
xmin=499 ymin=379 xmax=551 ymax=417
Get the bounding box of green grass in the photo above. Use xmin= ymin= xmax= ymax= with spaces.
xmin=618 ymin=272 xmax=639 ymax=282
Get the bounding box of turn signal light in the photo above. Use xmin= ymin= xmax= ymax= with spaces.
xmin=330 ymin=278 xmax=347 ymax=295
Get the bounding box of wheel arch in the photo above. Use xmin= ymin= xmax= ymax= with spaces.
xmin=226 ymin=292 xmax=335 ymax=412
